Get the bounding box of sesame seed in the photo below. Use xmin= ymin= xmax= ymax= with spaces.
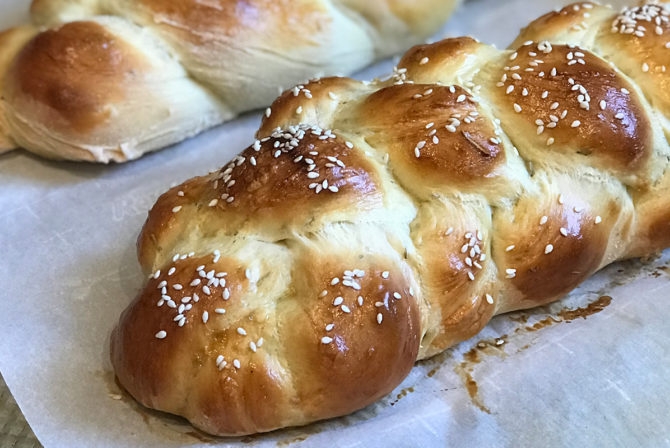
xmin=155 ymin=330 xmax=167 ymax=339
xmin=202 ymin=285 xmax=211 ymax=295
xmin=341 ymin=305 xmax=351 ymax=313
xmin=237 ymin=327 xmax=247 ymax=336
xmin=540 ymin=216 xmax=548 ymax=225
xmin=505 ymin=268 xmax=517 ymax=278
xmin=233 ymin=359 xmax=241 ymax=369
xmin=545 ymin=244 xmax=554 ymax=254
xmin=486 ymin=294 xmax=494 ymax=304
xmin=215 ymin=308 xmax=226 ymax=314
xmin=172 ymin=206 xmax=182 ymax=213
xmin=595 ymin=216 xmax=602 ymax=224
xmin=377 ymin=313 xmax=383 ymax=324
xmin=333 ymin=297 xmax=344 ymax=306
xmin=419 ymin=56 xmax=429 ymax=65
xmin=202 ymin=311 xmax=209 ymax=323
xmin=467 ymin=272 xmax=475 ymax=281
xmin=505 ymin=245 xmax=515 ymax=252
xmin=321 ymin=336 xmax=333 ymax=344
xmin=325 ymin=323 xmax=335 ymax=331
xmin=393 ymin=292 xmax=402 ymax=299
xmin=560 ymin=228 xmax=569 ymax=237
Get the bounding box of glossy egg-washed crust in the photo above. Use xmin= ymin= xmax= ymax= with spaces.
xmin=112 ymin=1 xmax=670 ymax=437
xmin=0 ymin=0 xmax=461 ymax=162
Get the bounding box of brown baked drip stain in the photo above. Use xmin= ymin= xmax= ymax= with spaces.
xmin=453 ymin=337 xmax=508 ymax=414
xmin=512 ymin=295 xmax=613 ymax=334
xmin=650 ymin=264 xmax=669 ymax=278
xmin=522 ymin=316 xmax=562 ymax=332
xmin=389 ymin=386 xmax=416 ymax=406
xmin=448 ymin=295 xmax=614 ymax=414
xmin=559 ymin=295 xmax=612 ymax=321
xmin=417 ymin=349 xmax=453 ymax=380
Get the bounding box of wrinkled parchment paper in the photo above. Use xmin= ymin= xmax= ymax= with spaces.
xmin=1 ymin=0 xmax=669 ymax=446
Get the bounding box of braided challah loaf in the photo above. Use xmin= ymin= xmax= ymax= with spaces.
xmin=111 ymin=0 xmax=670 ymax=437
xmin=0 ymin=0 xmax=460 ymax=162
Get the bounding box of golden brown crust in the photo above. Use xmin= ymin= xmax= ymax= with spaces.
xmin=111 ymin=253 xmax=294 ymax=435
xmin=115 ymin=235 xmax=421 ymax=435
xmin=136 ymin=0 xmax=329 ymax=48
xmin=513 ymin=2 xmax=670 ymax=138
xmin=5 ymin=21 xmax=141 ymax=134
xmin=489 ymin=41 xmax=653 ymax=184
xmin=113 ymin=1 xmax=670 ymax=438
xmin=359 ymin=84 xmax=504 ymax=194
xmin=411 ymin=200 xmax=497 ymax=357
xmin=596 ymin=2 xmax=670 ymax=120
xmin=281 ymin=251 xmax=420 ymax=422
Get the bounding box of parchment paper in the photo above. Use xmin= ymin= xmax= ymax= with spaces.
xmin=1 ymin=0 xmax=669 ymax=446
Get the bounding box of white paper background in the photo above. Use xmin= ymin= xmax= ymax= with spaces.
xmin=1 ymin=0 xmax=669 ymax=446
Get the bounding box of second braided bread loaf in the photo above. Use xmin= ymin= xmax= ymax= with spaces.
xmin=0 ymin=0 xmax=460 ymax=162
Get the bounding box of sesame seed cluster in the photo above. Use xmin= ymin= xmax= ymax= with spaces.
xmin=112 ymin=1 xmax=670 ymax=437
